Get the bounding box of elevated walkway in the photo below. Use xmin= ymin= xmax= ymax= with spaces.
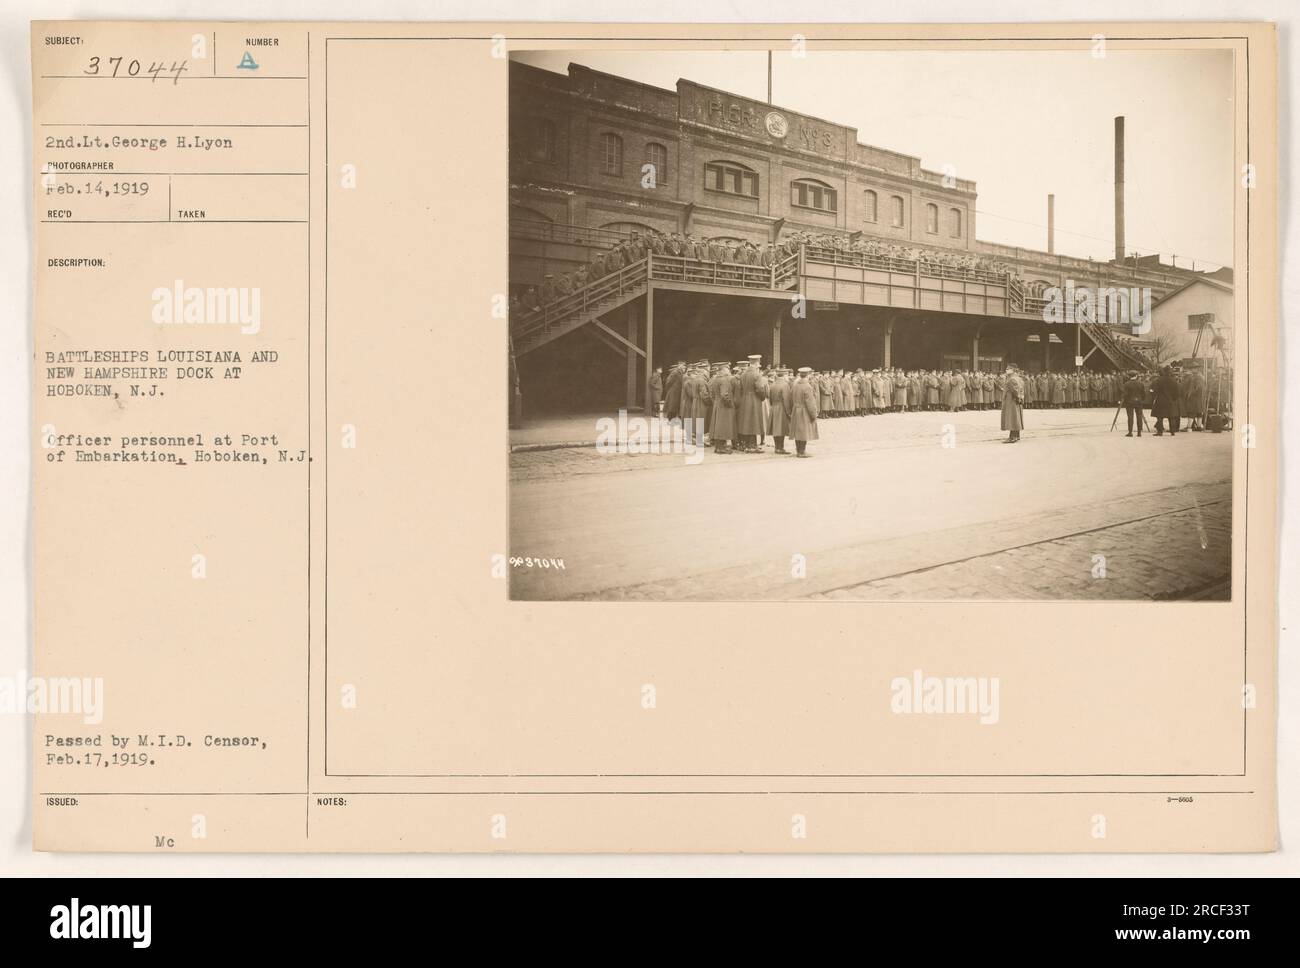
xmin=509 ymin=244 xmax=1155 ymax=409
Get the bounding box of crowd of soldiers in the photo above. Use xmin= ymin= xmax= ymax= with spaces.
xmin=512 ymin=229 xmax=1023 ymax=315
xmin=651 ymin=359 xmax=1220 ymax=455
xmin=795 ymin=367 xmax=1130 ymax=414
xmin=795 ymin=231 xmax=1019 ymax=279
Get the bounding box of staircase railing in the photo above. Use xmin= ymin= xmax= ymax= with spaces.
xmin=1008 ymin=275 xmax=1027 ymax=310
xmin=1078 ymin=309 xmax=1154 ymax=370
xmin=512 ymin=257 xmax=649 ymax=343
xmin=513 ymin=248 xmax=802 ymax=345
xmin=773 ymin=251 xmax=800 ymax=289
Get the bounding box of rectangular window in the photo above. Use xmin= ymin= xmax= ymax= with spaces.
xmin=791 ymin=181 xmax=836 ymax=213
xmin=704 ymin=162 xmax=758 ymax=199
xmin=602 ymin=133 xmax=623 ymax=176
xmin=645 ymin=143 xmax=667 ymax=185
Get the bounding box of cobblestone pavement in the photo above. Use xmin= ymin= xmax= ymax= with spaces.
xmin=806 ymin=491 xmax=1231 ymax=601
xmin=509 ymin=407 xmax=1235 ymax=601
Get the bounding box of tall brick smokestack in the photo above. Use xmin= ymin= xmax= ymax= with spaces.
xmin=1047 ymin=193 xmax=1055 ymax=254
xmin=1114 ymin=116 xmax=1125 ymax=263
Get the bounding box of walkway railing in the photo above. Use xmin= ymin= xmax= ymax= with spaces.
xmin=803 ymin=244 xmax=1012 ymax=286
xmin=511 ymin=243 xmax=1153 ymax=370
xmin=647 ymin=252 xmax=782 ymax=290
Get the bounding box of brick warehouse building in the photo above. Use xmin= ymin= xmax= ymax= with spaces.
xmin=509 ymin=60 xmax=1226 ymax=414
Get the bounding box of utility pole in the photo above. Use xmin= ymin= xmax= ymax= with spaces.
xmin=767 ymin=50 xmax=772 ymax=103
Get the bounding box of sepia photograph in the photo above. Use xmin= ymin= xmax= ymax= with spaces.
xmin=508 ymin=47 xmax=1236 ymax=602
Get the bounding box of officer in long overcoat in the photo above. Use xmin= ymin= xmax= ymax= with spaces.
xmin=737 ymin=355 xmax=767 ymax=451
xmin=680 ymin=364 xmax=698 ymax=444
xmin=1151 ymin=366 xmax=1183 ymax=436
xmin=688 ymin=362 xmax=711 ymax=442
xmin=872 ymin=370 xmax=889 ymax=411
xmin=767 ymin=368 xmax=793 ymax=454
xmin=790 ymin=367 xmax=820 ymax=457
xmin=707 ymin=364 xmax=735 ymax=454
xmin=665 ymin=362 xmax=685 ymax=421
xmin=1001 ymin=366 xmax=1025 ymax=442
xmin=819 ymin=371 xmax=834 ymax=414
xmin=946 ymin=371 xmax=966 ymax=410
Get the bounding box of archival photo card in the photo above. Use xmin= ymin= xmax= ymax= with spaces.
xmin=28 ymin=21 xmax=1277 ymax=854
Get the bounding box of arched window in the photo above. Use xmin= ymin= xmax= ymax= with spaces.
xmin=703 ymin=160 xmax=758 ymax=198
xmin=890 ymin=195 xmax=905 ymax=227
xmin=531 ymin=119 xmax=557 ymax=163
xmin=600 ymin=221 xmax=662 ymax=238
xmin=509 ymin=205 xmax=552 ymax=223
xmin=949 ymin=207 xmax=962 ymax=238
xmin=864 ymin=189 xmax=878 ymax=223
xmin=601 ymin=133 xmax=624 ymax=176
xmin=926 ymin=203 xmax=939 ymax=234
xmin=644 ymin=142 xmax=668 ymax=186
xmin=791 ymin=178 xmax=837 ymax=214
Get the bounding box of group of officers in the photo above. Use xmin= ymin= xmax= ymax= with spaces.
xmin=657 ymin=355 xmax=822 ymax=457
xmin=651 ymin=358 xmax=1219 ymax=455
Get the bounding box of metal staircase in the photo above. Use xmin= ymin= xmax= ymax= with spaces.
xmin=512 ymin=258 xmax=649 ymax=357
xmin=511 ymin=250 xmax=802 ymax=357
xmin=1008 ymin=277 xmax=1153 ymax=371
xmin=1079 ymin=317 xmax=1154 ymax=371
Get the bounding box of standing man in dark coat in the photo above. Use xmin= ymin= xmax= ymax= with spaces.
xmin=791 ymin=367 xmax=820 ymax=458
xmin=737 ymin=354 xmax=767 ymax=452
xmin=1151 ymin=366 xmax=1183 ymax=436
xmin=1001 ymin=364 xmax=1025 ymax=443
xmin=1184 ymin=368 xmax=1207 ymax=431
xmin=688 ymin=362 xmax=711 ymax=446
xmin=1121 ymin=370 xmax=1146 ymax=437
xmin=649 ymin=366 xmax=663 ymax=416
xmin=664 ymin=361 xmax=685 ymax=422
xmin=767 ymin=367 xmax=793 ymax=454
xmin=707 ymin=363 xmax=735 ymax=454
xmin=680 ymin=363 xmax=698 ymax=445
